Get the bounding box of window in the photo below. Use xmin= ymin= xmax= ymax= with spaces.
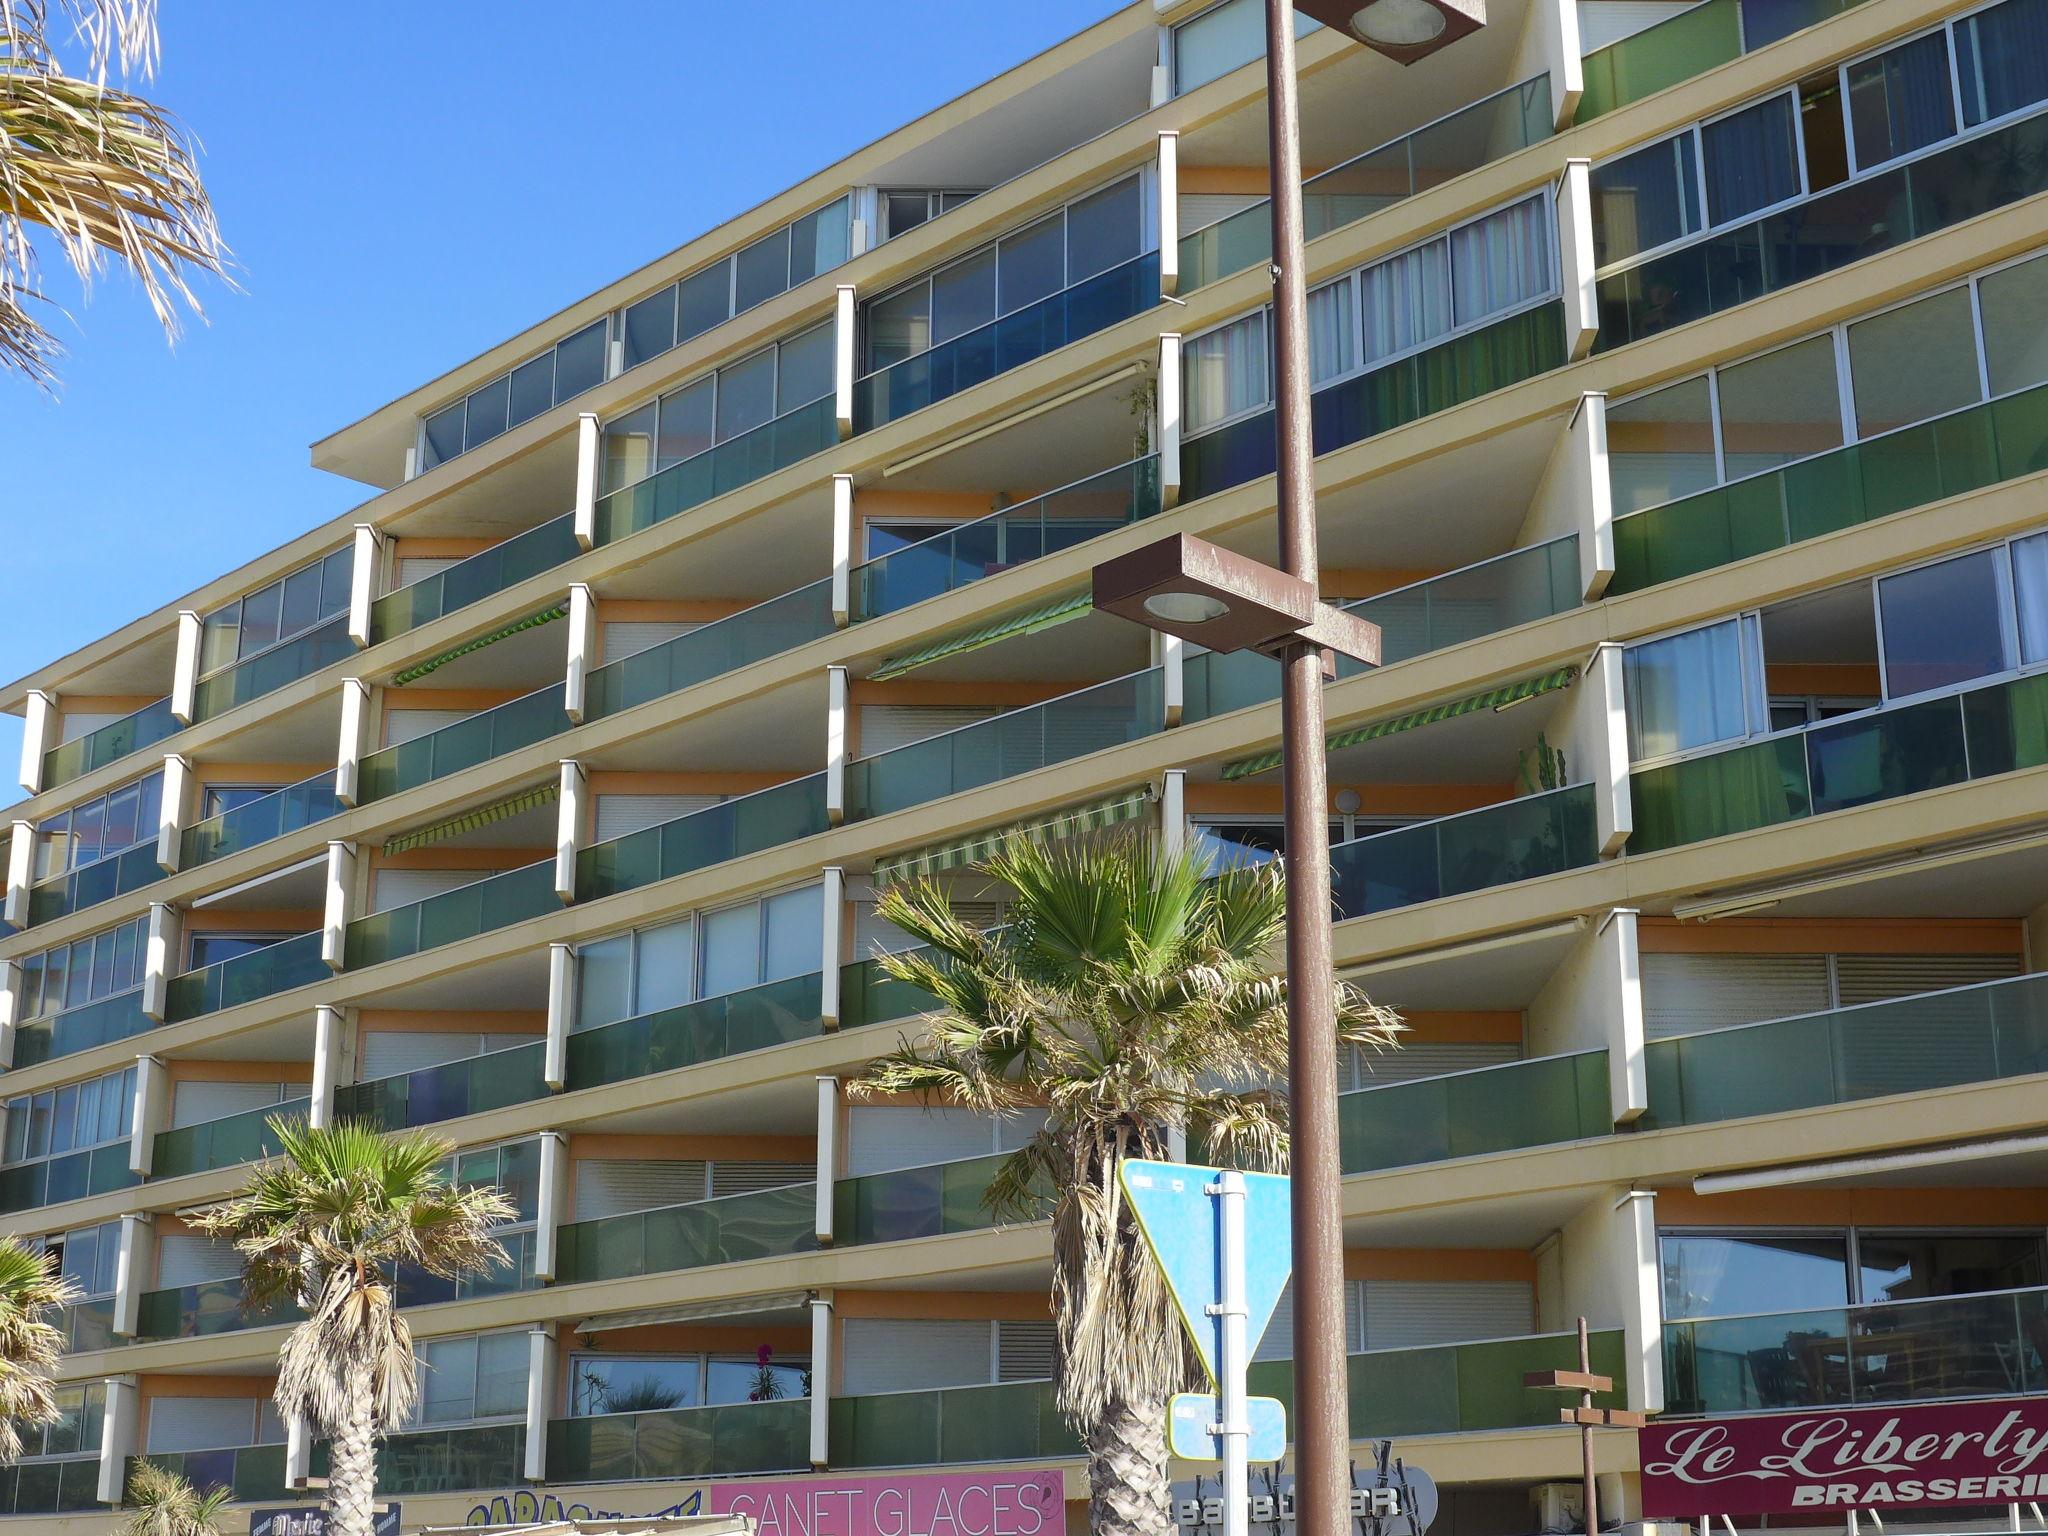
xmin=410 ymin=1333 xmax=529 ymax=1429
xmin=1605 ymin=376 xmax=1717 ymax=515
xmin=1184 ymin=310 xmax=1267 ymax=433
xmin=1846 ymin=286 xmax=1983 ymax=435
xmin=34 ymin=771 xmax=163 ymax=881
xmin=1447 ymin=196 xmax=1555 ymax=327
xmin=1980 ymin=253 xmax=2048 ymax=394
xmin=1875 ymin=546 xmax=2014 ymax=696
xmin=187 ymin=932 xmax=289 ymax=972
xmin=1846 ymin=30 xmax=1956 ymax=170
xmin=198 ymin=549 xmax=353 ymax=676
xmin=1715 ymin=335 xmax=1843 ymax=478
xmin=17 ymin=916 xmax=149 ymax=1019
xmin=1622 ymin=615 xmax=1766 ymax=761
xmin=1360 ymin=241 xmax=1450 ymax=365
xmin=1661 ymin=1229 xmax=2047 ymax=1319
xmin=393 ymin=1140 xmax=541 ymax=1306
xmin=1698 ymin=94 xmax=1802 ymax=225
xmin=879 ymin=189 xmax=981 ymax=243
xmin=1173 ymin=0 xmax=1317 ymax=94
xmin=46 ymin=1221 xmax=121 ymax=1299
xmin=145 ymin=1396 xmax=284 ymax=1455
xmin=201 ymin=785 xmax=280 ymax=822
xmin=17 ymin=1383 xmax=104 ymax=1460
xmin=570 ymin=1351 xmax=810 ymax=1415
xmin=1956 ymin=0 xmax=2048 ymax=126
xmin=1589 ymin=135 xmax=1700 ymax=269
xmin=575 ymin=882 xmax=821 ymax=1029
xmin=1 ymin=1065 xmax=136 ymax=1166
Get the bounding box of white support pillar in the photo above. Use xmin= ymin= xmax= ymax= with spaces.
xmin=572 ymin=412 xmax=601 ymax=551
xmin=563 ymin=584 xmax=598 ymax=724
xmin=1160 ymin=769 xmax=1188 ymax=858
xmin=830 ymin=475 xmax=855 ymax=629
xmin=285 ymin=1414 xmax=313 ymax=1490
xmin=128 ymin=1055 xmax=168 ymax=1177
xmin=808 ymin=1293 xmax=834 ymax=1468
xmin=1556 ymin=159 xmax=1598 ymax=362
xmin=347 ymin=524 xmax=383 ymax=648
xmin=1569 ymin=643 xmax=1632 ymax=856
xmin=311 ymin=1006 xmax=345 ymax=1130
xmin=554 ymin=760 xmax=586 ymax=903
xmin=112 ymin=1214 xmax=154 ymax=1339
xmin=545 ymin=944 xmax=576 ymax=1092
xmin=2 ymin=822 xmax=31 ymax=928
xmin=18 ymin=689 xmax=56 ymax=795
xmin=534 ymin=1131 xmax=569 ymax=1280
xmin=1600 ymin=909 xmax=1647 ymax=1124
xmin=833 ymin=286 xmax=857 ymax=441
xmin=523 ymin=1325 xmax=560 ymax=1482
xmin=1617 ymin=1190 xmax=1664 ymax=1412
xmin=335 ymin=677 xmax=371 ymax=807
xmin=320 ymin=841 xmax=356 ymax=972
xmin=97 ymin=1376 xmax=139 ymax=1505
xmin=0 ymin=958 xmax=21 ymax=1071
xmin=1576 ymin=393 xmax=1614 ymax=599
xmin=825 ymin=666 xmax=849 ymax=826
xmin=155 ymin=753 xmax=191 ymax=873
xmin=170 ymin=610 xmax=203 ymax=725
xmin=1157 ymin=131 xmax=1181 ymax=296
xmin=142 ymin=902 xmax=180 ymax=1021
xmin=1154 ymin=631 xmax=1184 ymax=728
xmin=815 ymin=1076 xmax=839 ymax=1245
xmin=820 ymin=866 xmax=845 ymax=1028
xmin=1157 ymin=333 xmax=1183 ymax=509
xmin=1556 ymin=1188 xmax=1664 ymax=1413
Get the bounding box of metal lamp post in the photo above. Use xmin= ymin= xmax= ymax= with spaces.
xmin=1097 ymin=1 xmax=1486 ymax=1532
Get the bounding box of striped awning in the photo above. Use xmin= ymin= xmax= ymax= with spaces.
xmin=392 ymin=604 xmax=567 ymax=686
xmin=382 ymin=780 xmax=560 ymax=855
xmin=1220 ymin=665 xmax=1579 ymax=781
xmin=873 ymin=786 xmax=1157 ymax=887
xmin=871 ymin=592 xmax=1091 ymax=681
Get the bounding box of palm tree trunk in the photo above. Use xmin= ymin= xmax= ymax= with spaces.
xmin=325 ymin=1375 xmax=381 ymax=1536
xmin=1087 ymin=1389 xmax=1174 ymax=1536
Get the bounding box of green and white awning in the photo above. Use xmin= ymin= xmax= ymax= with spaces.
xmin=382 ymin=779 xmax=560 ymax=855
xmin=1220 ymin=665 xmax=1579 ymax=781
xmin=871 ymin=592 xmax=1092 ymax=681
xmin=873 ymin=786 xmax=1156 ymax=887
xmin=392 ymin=604 xmax=567 ymax=687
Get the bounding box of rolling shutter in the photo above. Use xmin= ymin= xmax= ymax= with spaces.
xmin=1181 ymin=194 xmax=1264 ymax=232
xmin=156 ymin=1234 xmax=243 ymax=1289
xmin=1831 ymin=954 xmax=2021 ymax=1099
xmin=357 ymin=1032 xmax=531 ymax=1081
xmin=397 ymin=557 xmax=460 ymax=589
xmin=1258 ymin=1280 xmax=1366 ymax=1362
xmin=170 ymin=1081 xmax=288 ymax=1130
xmin=1577 ymin=0 xmax=1700 ymax=50
xmin=1640 ymin=952 xmax=1832 ymax=1039
xmin=1360 ymin=1280 xmax=1534 ymax=1350
xmin=604 ymin=622 xmax=702 ymax=663
xmin=996 ymin=1321 xmax=1057 ymax=1382
xmin=145 ymin=1398 xmax=262 ymax=1454
xmin=372 ymin=868 xmax=493 ymax=914
xmin=1346 ymin=1041 xmax=1520 ymax=1088
xmin=852 ymin=898 xmax=1005 ymax=959
xmin=841 ymin=1319 xmax=990 ymax=1394
xmin=844 ymin=1106 xmax=998 ymax=1177
xmin=1831 ymin=953 xmax=2020 ymax=1005
xmin=707 ymin=1161 xmax=813 ymax=1197
xmin=383 ymin=709 xmax=470 ymax=748
xmin=595 ymin=794 xmax=723 ymax=842
xmin=573 ymin=1160 xmax=707 ymax=1222
xmin=856 ymin=705 xmax=1002 ymax=758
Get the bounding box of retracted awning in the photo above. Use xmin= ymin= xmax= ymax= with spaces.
xmin=572 ymin=1289 xmax=812 ymax=1335
xmin=874 ymin=786 xmax=1156 ymax=887
xmin=382 ymin=779 xmax=559 ymax=855
xmin=870 ymin=592 xmax=1091 ymax=680
xmin=392 ymin=603 xmax=567 ymax=686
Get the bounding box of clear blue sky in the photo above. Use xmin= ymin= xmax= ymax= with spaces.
xmin=4 ymin=0 xmax=1118 ymax=775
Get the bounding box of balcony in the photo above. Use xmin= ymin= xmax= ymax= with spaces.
xmin=343 ymin=860 xmax=557 ymax=969
xmin=834 ymin=1151 xmax=1045 ymax=1245
xmin=1328 ymin=783 xmax=1600 ymax=920
xmin=152 ymin=1097 xmax=308 ymax=1179
xmin=181 ymin=771 xmax=346 ymax=870
xmin=1340 ymin=1049 xmax=1610 ymax=1173
xmin=11 ymin=986 xmax=150 ymax=1068
xmin=1663 ymin=1284 xmax=2048 ymax=1415
xmin=27 ymin=840 xmax=161 ymax=925
xmin=831 ymin=1380 xmax=1069 ymax=1469
xmin=369 ymin=513 xmax=580 ymax=644
xmin=1640 ymin=971 xmax=2048 ymax=1129
xmin=1576 ymin=0 xmax=1872 ymax=122
xmin=580 ymin=581 xmax=835 ymax=724
xmin=135 ymin=1275 xmax=298 ymax=1341
xmin=356 ymin=682 xmax=567 ymax=805
xmin=42 ymin=696 xmax=177 ymax=792
xmin=163 ymin=930 xmax=326 ymax=1023
xmin=138 ymin=1445 xmax=291 ymax=1505
xmin=0 ymin=1141 xmax=136 ymax=1215
xmin=576 ymin=775 xmax=828 ymax=902
xmin=56 ymin=1296 xmax=117 ymax=1353
xmin=553 ymin=1182 xmax=817 ymax=1285
xmin=333 ymin=1040 xmax=547 ymax=1132
xmin=1595 ymin=109 xmax=2048 ymax=353
xmin=853 ymin=252 xmax=1161 ymax=433
xmin=1628 ymin=669 xmax=2048 ymax=854
xmin=1179 ymin=78 xmax=1554 ymax=292
xmin=375 ymin=1423 xmax=522 ymax=1495
xmin=544 ymin=1399 xmax=809 ymax=1483
xmin=191 ymin=615 xmax=353 ymax=723
xmin=392 ymin=1226 xmax=538 ymax=1306
xmin=0 ymin=1458 xmax=100 ymax=1516
xmin=593 ymin=394 xmax=838 ymax=547
xmin=565 ymin=972 xmax=824 ymax=1091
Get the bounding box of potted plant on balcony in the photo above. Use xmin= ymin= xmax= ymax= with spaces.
xmin=847 ymin=830 xmax=1400 ymax=1536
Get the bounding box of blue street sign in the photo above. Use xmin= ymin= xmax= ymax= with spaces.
xmin=1170 ymin=1392 xmax=1289 ymax=1462
xmin=1119 ymin=1159 xmax=1293 ymax=1387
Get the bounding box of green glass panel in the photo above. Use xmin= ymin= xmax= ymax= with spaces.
xmin=1627 ymin=735 xmax=1809 ymax=853
xmin=1330 ymin=784 xmax=1597 ymax=918
xmin=575 ymin=776 xmax=829 ymax=903
xmin=838 ymin=951 xmax=939 ymax=1030
xmin=192 ymin=616 xmax=353 ymax=722
xmin=154 ymin=1098 xmax=307 ymax=1178
xmin=1804 ymin=694 xmax=1967 ymax=816
xmin=356 ymin=684 xmax=569 ymax=804
xmin=594 ymin=394 xmax=838 ymax=545
xmin=369 ymin=513 xmax=579 ymax=643
xmin=565 ymin=972 xmax=823 ymax=1090
xmin=555 ymin=1184 xmax=817 ymax=1284
xmin=831 ymin=1389 xmax=939 ymax=1468
xmin=345 ymin=860 xmax=556 ymax=968
xmin=182 ymin=771 xmax=344 ymax=868
xmin=1351 ymin=1346 xmax=1461 ymax=1436
xmin=36 ymin=987 xmax=150 ymax=1064
xmin=1642 ymin=1013 xmax=1835 ymax=1126
xmin=1576 ymin=0 xmax=1742 ymax=121
xmin=1341 ymin=1051 xmax=1607 ymax=1171
xmin=42 ymin=697 xmax=178 ymax=790
xmin=1961 ymin=670 xmax=2048 ymax=779
xmin=1454 ymin=1332 xmax=1622 ymax=1430
xmin=164 ymin=931 xmax=327 ymax=1023
xmin=584 ymin=579 xmax=837 ymax=722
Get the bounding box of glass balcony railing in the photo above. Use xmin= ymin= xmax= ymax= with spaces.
xmin=344 ymin=861 xmax=557 ymax=969
xmin=831 ymin=1380 xmax=1070 ymax=1469
xmin=847 ymin=669 xmax=1166 ymax=821
xmin=1184 ymin=302 xmax=1568 ymax=501
xmin=57 ymin=1296 xmax=118 ymax=1353
xmin=1329 ymin=783 xmax=1599 ymax=919
xmin=163 ymin=931 xmax=327 ymax=1023
xmin=545 ymin=1399 xmax=809 ymax=1483
xmin=854 ymin=251 xmax=1162 ymax=433
xmin=135 ymin=1276 xmax=298 ymax=1341
xmin=1180 ymin=78 xmax=1554 ymax=291
xmin=553 ymin=1182 xmax=817 ymax=1285
xmin=42 ymin=696 xmax=177 ymax=790
xmin=852 ymin=456 xmax=1165 ymax=620
xmin=181 ymin=770 xmax=346 ymax=869
xmin=369 ymin=513 xmax=580 ymax=643
xmin=1664 ymin=1283 xmax=2048 ymax=1415
xmin=1628 ymin=668 xmax=2048 ymax=854
xmin=565 ymin=972 xmax=823 ymax=1091
xmin=838 ymin=951 xmax=941 ymax=1031
xmin=27 ymin=840 xmax=162 ymax=924
xmin=1641 ymin=971 xmax=2048 ymax=1129
xmin=152 ymin=1098 xmax=308 ymax=1179
xmin=1596 ymin=110 xmax=2048 ymax=353
xmin=0 ymin=1458 xmax=102 ymax=1516
xmin=576 ymin=775 xmax=829 ymax=902
xmin=1610 ymin=382 xmax=2048 ymax=595
xmin=1340 ymin=1049 xmax=1609 ymax=1172
xmin=835 ymin=1151 xmax=1048 ymax=1246
xmin=357 ymin=683 xmax=568 ymax=804
xmin=582 ymin=581 xmax=836 ymax=724
xmin=374 ymin=1424 xmax=523 ymax=1495
xmin=1185 ymin=537 xmax=1582 ymax=721
xmin=191 ymin=615 xmax=353 ymax=723
xmin=1576 ymin=0 xmax=1873 ymax=122
xmin=392 ymin=1226 xmax=539 ymax=1307
xmin=11 ymin=986 xmax=151 ymax=1068
xmin=138 ymin=1445 xmax=292 ymax=1505
xmin=594 ymin=394 xmax=839 ymax=546
xmin=332 ymin=1040 xmax=548 ymax=1131
xmin=0 ymin=1142 xmax=136 ymax=1215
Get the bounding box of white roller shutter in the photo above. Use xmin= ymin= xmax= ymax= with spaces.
xmin=383 ymin=709 xmax=470 ymax=748
xmin=1345 ymin=1041 xmax=1520 ymax=1089
xmin=1577 ymin=0 xmax=1700 ymax=50
xmin=372 ymin=868 xmax=493 ymax=914
xmin=857 ymin=705 xmax=1002 ymax=758
xmin=170 ymin=1081 xmax=288 ymax=1130
xmin=1258 ymin=1280 xmax=1366 ymax=1362
xmin=1832 ymin=953 xmax=2020 ymax=1005
xmin=841 ymin=1319 xmax=990 ymax=1394
xmin=595 ymin=794 xmax=723 ymax=842
xmin=358 ymin=1032 xmax=531 ymax=1082
xmin=1181 ymin=193 xmax=1264 ymax=233
xmin=852 ymin=898 xmax=1005 ymax=959
xmin=844 ymin=1106 xmax=1044 ymax=1177
xmin=1832 ymin=954 xmax=2021 ymax=1099
xmin=397 ymin=557 xmax=460 ymax=589
xmin=604 ymin=622 xmax=702 ymax=663
xmin=573 ymin=1160 xmax=707 ymax=1222
xmin=145 ymin=1398 xmax=262 ymax=1454
xmin=156 ymin=1234 xmax=242 ymax=1289
xmin=1641 ymin=952 xmax=1832 ymax=1039
xmin=997 ymin=1321 xmax=1057 ymax=1381
xmin=707 ymin=1161 xmax=814 ymax=1197
xmin=1361 ymin=1280 xmax=1534 ymax=1350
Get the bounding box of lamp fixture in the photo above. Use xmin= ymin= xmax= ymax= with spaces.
xmin=1297 ymin=0 xmax=1485 ymax=62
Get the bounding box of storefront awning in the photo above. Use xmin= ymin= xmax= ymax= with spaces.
xmin=874 ymin=786 xmax=1156 ymax=887
xmin=382 ymin=779 xmax=559 ymax=856
xmin=392 ymin=603 xmax=566 ymax=686
xmin=870 ymin=592 xmax=1091 ymax=680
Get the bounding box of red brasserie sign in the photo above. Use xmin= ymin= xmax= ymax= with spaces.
xmin=1640 ymin=1399 xmax=2048 ymax=1517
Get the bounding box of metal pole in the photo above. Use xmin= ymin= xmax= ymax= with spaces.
xmin=1578 ymin=1316 xmax=1598 ymax=1536
xmin=1263 ymin=5 xmax=1347 ymax=1536
xmin=1214 ymin=1170 xmax=1251 ymax=1536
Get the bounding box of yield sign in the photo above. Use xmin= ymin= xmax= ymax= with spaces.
xmin=1119 ymin=1158 xmax=1293 ymax=1387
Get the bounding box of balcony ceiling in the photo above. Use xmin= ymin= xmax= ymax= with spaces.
xmin=1343 ymin=1181 xmax=1591 ymax=1248
xmin=589 ymin=669 xmax=827 ymax=774
xmin=391 ymin=614 xmax=572 ymax=694
xmin=1345 ymin=915 xmax=1585 ymax=1011
xmin=188 ymin=850 xmax=328 ymax=912
xmin=599 ymin=479 xmax=838 ymax=602
xmin=194 ymin=688 xmax=341 ymax=766
xmin=362 ymin=945 xmax=549 ymax=1011
xmin=1662 ymin=825 xmax=2048 ymax=922
xmin=381 ymin=432 xmax=580 ymax=541
xmin=873 ymin=368 xmax=1148 ymax=495
xmin=562 ymin=1073 xmax=818 ymax=1137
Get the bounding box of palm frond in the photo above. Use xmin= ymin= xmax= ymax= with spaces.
xmin=0 ymin=1238 xmax=78 ymax=1464
xmin=121 ymin=1460 xmax=228 ymax=1536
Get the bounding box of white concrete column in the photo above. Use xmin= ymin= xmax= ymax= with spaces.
xmin=170 ymin=610 xmax=203 ymax=725
xmin=833 ymin=285 xmax=857 ymax=441
xmin=112 ymin=1214 xmax=154 ymax=1339
xmin=1565 ymin=643 xmax=1633 ymax=856
xmin=285 ymin=1414 xmax=313 ymax=1490
xmin=1556 ymin=1187 xmax=1664 ymax=1413
xmin=1157 ymin=333 xmax=1183 ymax=509
xmin=0 ymin=958 xmax=21 ymax=1071
xmin=808 ymin=1293 xmax=834 ymax=1468
xmin=572 ymin=412 xmax=601 ymax=551
xmin=1557 ymin=159 xmax=1598 ymax=362
xmin=523 ymin=1324 xmax=559 ymax=1482
xmin=1154 ymin=630 xmax=1183 ymax=728
xmin=815 ymin=1075 xmax=839 ymax=1245
xmin=1157 ymin=131 xmax=1181 ymax=296
xmin=830 ymin=475 xmax=855 ymax=628
xmin=544 ymin=943 xmax=576 ymax=1092
xmin=1617 ymin=1190 xmax=1664 ymax=1412
xmin=1520 ymin=392 xmax=1614 ymax=600
xmin=825 ymin=665 xmax=849 ymax=826
xmin=534 ymin=1131 xmax=569 ymax=1280
xmin=155 ymin=753 xmax=191 ymax=873
xmin=347 ymin=524 xmax=383 ymax=648
xmin=335 ymin=677 xmax=371 ymax=807
xmin=311 ymin=1006 xmax=345 ymax=1130
xmin=554 ymin=760 xmax=586 ymax=902
xmin=1528 ymin=910 xmax=1645 ymax=1125
xmin=142 ymin=902 xmax=180 ymax=1021
xmin=320 ymin=841 xmax=356 ymax=972
xmin=820 ymin=866 xmax=845 ymax=1028
xmin=18 ymin=689 xmax=56 ymax=794
xmin=2 ymin=822 xmax=31 ymax=928
xmin=97 ymin=1376 xmax=139 ymax=1504
xmin=1160 ymin=769 xmax=1188 ymax=858
xmin=1511 ymin=0 xmax=1584 ymax=126
xmin=1602 ymin=909 xmax=1647 ymax=1123
xmin=563 ymin=584 xmax=598 ymax=724
xmin=128 ymin=1055 xmax=167 ymax=1177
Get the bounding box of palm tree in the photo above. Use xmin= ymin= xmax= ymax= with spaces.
xmin=1 ymin=0 xmax=230 ymax=384
xmin=122 ymin=1461 xmax=228 ymax=1536
xmin=191 ymin=1121 xmax=514 ymax=1536
xmin=847 ymin=831 xmax=1401 ymax=1536
xmin=0 ymin=1237 xmax=78 ymax=1464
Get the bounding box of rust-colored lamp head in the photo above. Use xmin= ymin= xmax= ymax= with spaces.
xmin=1297 ymin=0 xmax=1485 ymax=63
xmin=1092 ymin=533 xmax=1382 ymax=666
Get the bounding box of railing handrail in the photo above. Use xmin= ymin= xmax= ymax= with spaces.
xmin=1667 ymin=1277 xmax=2048 ymax=1329
xmin=841 ymin=1376 xmax=1051 ymax=1402
xmin=560 ymin=1175 xmax=815 ymax=1231
xmin=183 ymin=766 xmax=338 ymax=839
xmin=1650 ymin=966 xmax=2046 ymax=1049
xmin=342 ymin=1035 xmax=545 ymax=1097
xmin=848 ymin=664 xmax=1160 ymax=768
xmin=1340 ymin=1044 xmax=1601 ymax=1096
xmin=195 ymin=609 xmax=349 ymax=684
xmin=1331 ymin=780 xmax=1588 ymax=852
xmin=841 ymin=1148 xmax=1013 ymax=1185
xmin=38 ymin=983 xmax=146 ymax=1027
xmin=598 ymin=389 xmax=834 ymax=506
xmin=359 ymin=679 xmax=564 ymax=766
xmin=159 ymin=1093 xmax=309 ymax=1141
xmin=30 ymin=832 xmax=155 ymax=890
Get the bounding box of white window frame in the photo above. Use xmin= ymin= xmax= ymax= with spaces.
xmin=1621 ymin=610 xmax=1769 ymax=769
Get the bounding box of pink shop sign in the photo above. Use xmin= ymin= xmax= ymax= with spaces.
xmin=707 ymin=1468 xmax=1066 ymax=1536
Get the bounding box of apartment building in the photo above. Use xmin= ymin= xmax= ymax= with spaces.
xmin=2 ymin=0 xmax=2045 ymax=1530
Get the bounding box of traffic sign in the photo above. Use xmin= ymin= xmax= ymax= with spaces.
xmin=1171 ymin=1392 xmax=1288 ymax=1462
